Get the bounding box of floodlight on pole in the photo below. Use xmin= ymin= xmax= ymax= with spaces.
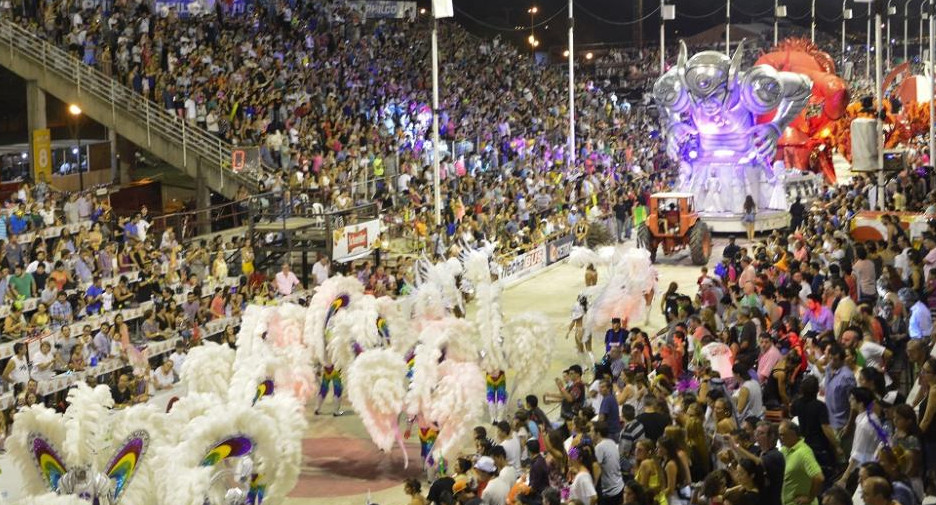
xmin=661 ymin=3 xmax=675 ymax=74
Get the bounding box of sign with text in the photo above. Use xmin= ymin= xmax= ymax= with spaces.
xmin=32 ymin=128 xmax=52 ymax=183
xmin=332 ymin=219 xmax=380 ymax=261
xmin=498 ymin=245 xmax=546 ymax=283
xmin=348 ymin=1 xmax=417 ymax=19
xmin=545 ymin=234 xmax=573 ymax=265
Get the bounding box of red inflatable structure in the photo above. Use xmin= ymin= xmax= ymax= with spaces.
xmin=755 ymin=39 xmax=850 ymax=183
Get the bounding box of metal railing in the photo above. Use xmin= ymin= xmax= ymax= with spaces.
xmin=0 ymin=19 xmax=266 ymax=192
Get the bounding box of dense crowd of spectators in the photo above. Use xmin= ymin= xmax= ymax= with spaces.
xmin=405 ymin=174 xmax=936 ymax=505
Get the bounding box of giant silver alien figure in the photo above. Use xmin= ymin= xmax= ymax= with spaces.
xmin=653 ymin=40 xmax=812 ymax=213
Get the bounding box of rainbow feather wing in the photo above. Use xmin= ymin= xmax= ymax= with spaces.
xmin=105 ymin=431 xmax=149 ymax=501
xmin=28 ymin=434 xmax=67 ymax=492
xmin=200 ymin=436 xmax=254 ymax=467
xmin=376 ymin=317 xmax=391 ymax=345
xmin=253 ymin=379 xmax=275 ymax=405
xmin=247 ymin=473 xmax=266 ymax=504
xmin=324 ymin=294 xmax=350 ymax=327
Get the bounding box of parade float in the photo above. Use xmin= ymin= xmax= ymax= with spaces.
xmin=654 ymin=40 xmax=819 ymax=233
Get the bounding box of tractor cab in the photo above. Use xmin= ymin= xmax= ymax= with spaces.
xmin=637 ymin=192 xmax=712 ymax=266
xmin=649 ymin=193 xmax=696 ymax=236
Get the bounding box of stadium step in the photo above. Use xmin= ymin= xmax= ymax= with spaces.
xmin=0 ymin=20 xmax=264 ymax=199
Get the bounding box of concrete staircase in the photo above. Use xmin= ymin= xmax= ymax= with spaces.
xmin=0 ymin=20 xmax=262 ymax=199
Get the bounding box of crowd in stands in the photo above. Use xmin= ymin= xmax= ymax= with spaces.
xmin=0 ymin=180 xmax=337 ymax=447
xmin=406 ymin=173 xmax=936 ymax=505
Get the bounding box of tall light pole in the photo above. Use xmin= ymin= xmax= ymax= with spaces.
xmin=68 ymin=104 xmax=84 ymax=191
xmin=775 ymin=2 xmax=787 ymax=46
xmin=875 ymin=0 xmax=885 ymax=210
xmin=920 ymin=2 xmax=927 ymax=60
xmin=568 ymin=0 xmax=575 ymax=166
xmin=905 ymin=0 xmax=914 ymax=62
xmin=528 ymin=6 xmax=538 ymax=56
xmin=811 ymin=0 xmax=817 ymax=42
xmin=929 ymin=0 xmax=934 ymax=169
xmin=660 ymin=2 xmax=674 ymax=74
xmin=866 ymin=1 xmax=872 ymax=80
xmin=726 ymin=0 xmax=731 ymax=55
xmin=843 ymin=2 xmax=852 ymax=70
xmin=886 ymin=0 xmax=893 ymax=69
xmin=431 ymin=12 xmax=441 ymax=225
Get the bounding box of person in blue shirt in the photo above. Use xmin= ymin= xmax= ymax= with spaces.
xmin=8 ymin=207 xmax=28 ymax=235
xmin=604 ymin=317 xmax=626 ymax=352
xmin=85 ymin=276 xmax=105 ymax=315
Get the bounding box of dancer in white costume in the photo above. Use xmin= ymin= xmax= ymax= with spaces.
xmin=569 ymin=245 xmax=659 ymax=344
xmin=8 ymin=308 xmax=306 ymax=505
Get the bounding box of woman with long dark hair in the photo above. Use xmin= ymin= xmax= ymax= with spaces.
xmin=724 ymin=458 xmax=764 ymax=505
xmin=658 ymin=434 xmax=691 ymax=505
xmin=742 ymin=195 xmax=756 ymax=242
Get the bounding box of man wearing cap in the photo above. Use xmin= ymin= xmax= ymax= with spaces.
xmin=452 ymin=475 xmax=482 ymax=505
xmin=604 ymin=318 xmax=626 ymax=353
xmin=472 ymin=455 xmax=499 ymax=502
xmin=482 ymin=446 xmax=516 ymax=505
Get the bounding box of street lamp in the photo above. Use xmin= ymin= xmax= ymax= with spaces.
xmin=774 ymin=2 xmax=787 ymax=46
xmin=68 ymin=104 xmax=84 ymax=191
xmin=887 ymin=1 xmax=896 ymax=69
xmin=921 ymin=1 xmax=927 ymax=60
xmin=661 ymin=2 xmax=675 ymax=74
xmin=905 ymin=0 xmax=915 ymax=62
xmin=811 ymin=0 xmax=817 ymax=42
xmin=585 ymin=51 xmax=593 ymax=60
xmin=843 ymin=2 xmax=852 ymax=70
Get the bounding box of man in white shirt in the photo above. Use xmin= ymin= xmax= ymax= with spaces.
xmin=275 ymin=263 xmax=302 ymax=296
xmin=902 ymin=288 xmax=933 ymax=340
xmin=311 ymin=256 xmax=330 ymax=286
xmin=168 ymin=342 xmax=187 ymax=376
xmin=152 ymin=360 xmax=176 ymax=390
xmin=592 ymin=421 xmax=624 ymax=505
xmin=478 ymin=452 xmax=513 ymax=505
xmin=495 ymin=421 xmax=521 ymax=470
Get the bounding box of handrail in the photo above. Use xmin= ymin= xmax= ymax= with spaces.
xmin=0 ymin=20 xmax=268 ymax=191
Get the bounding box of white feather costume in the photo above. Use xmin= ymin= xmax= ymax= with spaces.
xmin=8 ymin=384 xmax=154 ymax=505
xmin=502 ymin=313 xmax=554 ymax=399
xmin=10 ymin=303 xmax=307 ymax=505
xmin=326 ymin=294 xmax=381 ymax=371
xmin=302 ymin=275 xmax=365 ymax=365
xmin=346 ymin=348 xmax=408 ymax=453
xmin=583 ymin=247 xmax=658 ymax=341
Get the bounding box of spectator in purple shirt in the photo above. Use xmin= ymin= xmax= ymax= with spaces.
xmin=801 ymin=293 xmax=833 ymax=335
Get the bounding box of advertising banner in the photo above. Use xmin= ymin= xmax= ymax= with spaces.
xmin=498 ymin=245 xmax=546 ymax=283
xmin=545 ymin=234 xmax=573 ymax=265
xmin=332 ymin=219 xmax=380 ymax=261
xmin=348 ymin=1 xmax=417 ymax=19
xmin=32 ymin=128 xmax=52 ymax=183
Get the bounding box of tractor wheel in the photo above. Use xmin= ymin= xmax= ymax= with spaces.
xmin=689 ymin=222 xmax=712 ymax=266
xmin=636 ymin=224 xmax=657 ymax=263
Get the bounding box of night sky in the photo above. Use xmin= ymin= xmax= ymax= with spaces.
xmin=436 ymin=0 xmax=912 ymax=49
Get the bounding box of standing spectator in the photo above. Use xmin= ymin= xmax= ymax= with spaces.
xmin=312 ymin=255 xmax=330 ymax=286
xmin=592 ymin=420 xmax=624 ymax=505
xmin=790 ymin=376 xmax=841 ymax=480
xmin=568 ymin=444 xmax=598 ymax=505
xmin=496 ymin=420 xmax=521 ymax=470
xmin=597 ymin=380 xmax=621 ymax=442
xmin=823 ymin=342 xmax=856 ymax=431
xmin=778 ymin=420 xmax=823 ymax=505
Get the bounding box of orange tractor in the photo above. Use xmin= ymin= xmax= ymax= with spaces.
xmin=636 ymin=193 xmax=712 ymax=265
